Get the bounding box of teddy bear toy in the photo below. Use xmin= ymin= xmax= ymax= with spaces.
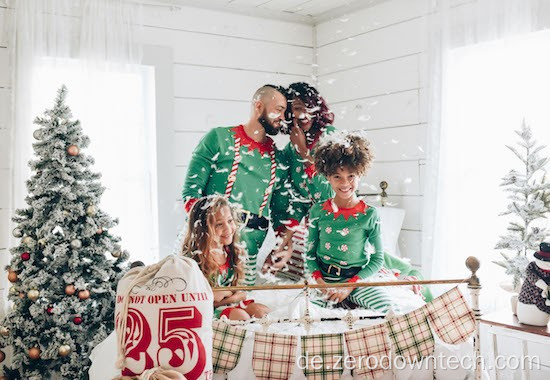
xmin=517 ymin=242 xmax=550 ymax=326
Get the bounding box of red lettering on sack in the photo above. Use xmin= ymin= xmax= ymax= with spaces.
xmin=118 ymin=309 xmax=155 ymax=376
xmin=157 ymin=306 xmax=206 ymax=380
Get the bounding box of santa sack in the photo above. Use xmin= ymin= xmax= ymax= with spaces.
xmin=115 ymin=255 xmax=213 ymax=379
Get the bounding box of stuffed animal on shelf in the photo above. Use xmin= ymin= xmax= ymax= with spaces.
xmin=517 ymin=242 xmax=550 ymax=326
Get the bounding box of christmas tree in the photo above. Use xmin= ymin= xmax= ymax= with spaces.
xmin=494 ymin=120 xmax=550 ymax=289
xmin=0 ymin=86 xmax=129 ymax=379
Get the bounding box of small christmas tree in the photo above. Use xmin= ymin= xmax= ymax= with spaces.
xmin=494 ymin=120 xmax=550 ymax=289
xmin=0 ymin=86 xmax=129 ymax=379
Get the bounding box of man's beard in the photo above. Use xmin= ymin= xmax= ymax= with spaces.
xmin=258 ymin=111 xmax=280 ymax=136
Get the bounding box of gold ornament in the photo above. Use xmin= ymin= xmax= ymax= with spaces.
xmin=9 ymin=286 xmax=17 ymax=295
xmin=12 ymin=228 xmax=23 ymax=238
xmin=67 ymin=145 xmax=79 ymax=156
xmin=0 ymin=349 xmax=5 ymax=363
xmin=86 ymin=205 xmax=97 ymax=216
xmin=38 ymin=238 xmax=47 ymax=246
xmin=0 ymin=326 xmax=9 ymax=337
xmin=62 ymin=210 xmax=70 ymax=217
xmin=65 ymin=284 xmax=76 ymax=296
xmin=8 ymin=271 xmax=18 ymax=283
xmin=27 ymin=289 xmax=39 ymax=301
xmin=22 ymin=236 xmax=35 ymax=247
xmin=111 ymin=250 xmax=121 ymax=258
xmin=58 ymin=345 xmax=71 ymax=357
xmin=28 ymin=347 xmax=41 ymax=360
xmin=78 ymin=289 xmax=90 ymax=300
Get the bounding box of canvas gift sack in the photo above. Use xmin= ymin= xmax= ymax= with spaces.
xmin=115 ymin=255 xmax=213 ymax=379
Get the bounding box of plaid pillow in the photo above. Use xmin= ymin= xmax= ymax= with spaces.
xmin=212 ymin=321 xmax=247 ymax=374
xmin=387 ymin=307 xmax=435 ymax=363
xmin=426 ymin=286 xmax=476 ymax=344
xmin=301 ymin=333 xmax=344 ymax=380
xmin=253 ymin=332 xmax=297 ymax=380
xmin=344 ymin=323 xmax=392 ymax=380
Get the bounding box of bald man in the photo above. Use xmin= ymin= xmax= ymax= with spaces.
xmin=182 ymin=85 xmax=293 ymax=285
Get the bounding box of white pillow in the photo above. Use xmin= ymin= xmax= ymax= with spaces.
xmin=377 ymin=207 xmax=405 ymax=257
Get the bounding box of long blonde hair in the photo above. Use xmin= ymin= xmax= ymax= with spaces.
xmin=181 ymin=196 xmax=245 ymax=286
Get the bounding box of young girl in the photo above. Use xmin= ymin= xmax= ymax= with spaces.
xmin=182 ymin=195 xmax=270 ymax=320
xmin=305 ymin=132 xmax=408 ymax=313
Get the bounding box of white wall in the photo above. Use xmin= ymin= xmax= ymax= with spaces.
xmin=140 ymin=5 xmax=314 ymax=254
xmin=316 ymin=0 xmax=429 ymax=267
xmin=0 ymin=1 xmax=13 ymax=259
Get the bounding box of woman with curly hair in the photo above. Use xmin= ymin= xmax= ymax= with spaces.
xmin=183 ymin=195 xmax=270 ymax=320
xmin=264 ymin=82 xmax=336 ymax=272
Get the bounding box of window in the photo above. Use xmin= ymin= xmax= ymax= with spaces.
xmin=436 ymin=30 xmax=550 ymax=310
xmin=32 ymin=59 xmax=159 ymax=263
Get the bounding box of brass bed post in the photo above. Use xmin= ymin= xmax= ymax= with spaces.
xmin=466 ymin=256 xmax=482 ymax=380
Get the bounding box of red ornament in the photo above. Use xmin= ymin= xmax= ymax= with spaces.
xmin=73 ymin=316 xmax=82 ymax=325
xmin=46 ymin=306 xmax=54 ymax=315
xmin=21 ymin=252 xmax=30 ymax=261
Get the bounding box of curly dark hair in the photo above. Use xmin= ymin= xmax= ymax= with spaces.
xmin=284 ymin=82 xmax=334 ymax=134
xmin=314 ymin=132 xmax=374 ymax=177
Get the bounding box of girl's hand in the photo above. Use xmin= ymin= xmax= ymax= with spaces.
xmin=327 ymin=286 xmax=353 ymax=303
xmin=403 ymin=275 xmax=424 ymax=298
xmin=230 ymin=291 xmax=247 ymax=303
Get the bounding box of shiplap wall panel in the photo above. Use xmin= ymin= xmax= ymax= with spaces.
xmin=174 ymin=98 xmax=249 ymax=132
xmin=316 ymin=0 xmax=429 ymax=46
xmin=0 ymin=129 xmax=9 ymax=168
xmin=174 ymin=131 xmax=206 ymax=166
xmin=360 ymin=161 xmax=421 ymax=196
xmin=331 ymin=90 xmax=420 ymax=131
xmin=366 ymin=124 xmax=426 ymax=162
xmin=317 ymin=17 xmax=426 ymax=75
xmin=142 ymin=5 xmax=313 ymax=47
xmin=173 ymin=65 xmax=306 ymax=101
xmin=0 ymin=7 xmax=9 ymax=47
xmin=142 ymin=26 xmax=312 ymax=75
xmin=318 ymin=54 xmax=419 ymax=104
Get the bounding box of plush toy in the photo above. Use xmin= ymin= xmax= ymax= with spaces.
xmin=517 ymin=242 xmax=550 ymax=326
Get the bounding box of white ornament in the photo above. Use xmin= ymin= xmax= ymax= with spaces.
xmin=52 ymin=226 xmax=65 ymax=236
xmin=12 ymin=228 xmax=23 ymax=238
xmin=71 ymin=239 xmax=82 ymax=249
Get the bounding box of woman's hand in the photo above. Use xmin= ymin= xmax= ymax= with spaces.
xmin=213 ymin=289 xmax=233 ymax=302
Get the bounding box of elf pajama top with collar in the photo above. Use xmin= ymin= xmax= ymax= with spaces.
xmin=305 ymin=199 xmax=384 ymax=281
xmin=280 ymin=125 xmax=336 ymax=227
xmin=182 ymin=125 xmax=290 ymax=227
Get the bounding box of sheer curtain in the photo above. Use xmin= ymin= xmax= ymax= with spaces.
xmin=422 ymin=0 xmax=549 ymax=311
xmin=2 ymin=0 xmax=157 ymax=315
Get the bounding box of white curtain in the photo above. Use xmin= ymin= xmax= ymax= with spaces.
xmin=422 ymin=0 xmax=550 ymax=311
xmin=2 ymin=0 xmax=157 ymax=315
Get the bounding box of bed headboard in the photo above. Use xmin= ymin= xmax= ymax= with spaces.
xmin=358 ymin=181 xmax=388 ymax=206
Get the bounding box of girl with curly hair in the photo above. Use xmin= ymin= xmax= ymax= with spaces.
xmin=183 ymin=195 xmax=270 ymax=320
xmin=305 ymin=131 xmax=421 ymax=312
